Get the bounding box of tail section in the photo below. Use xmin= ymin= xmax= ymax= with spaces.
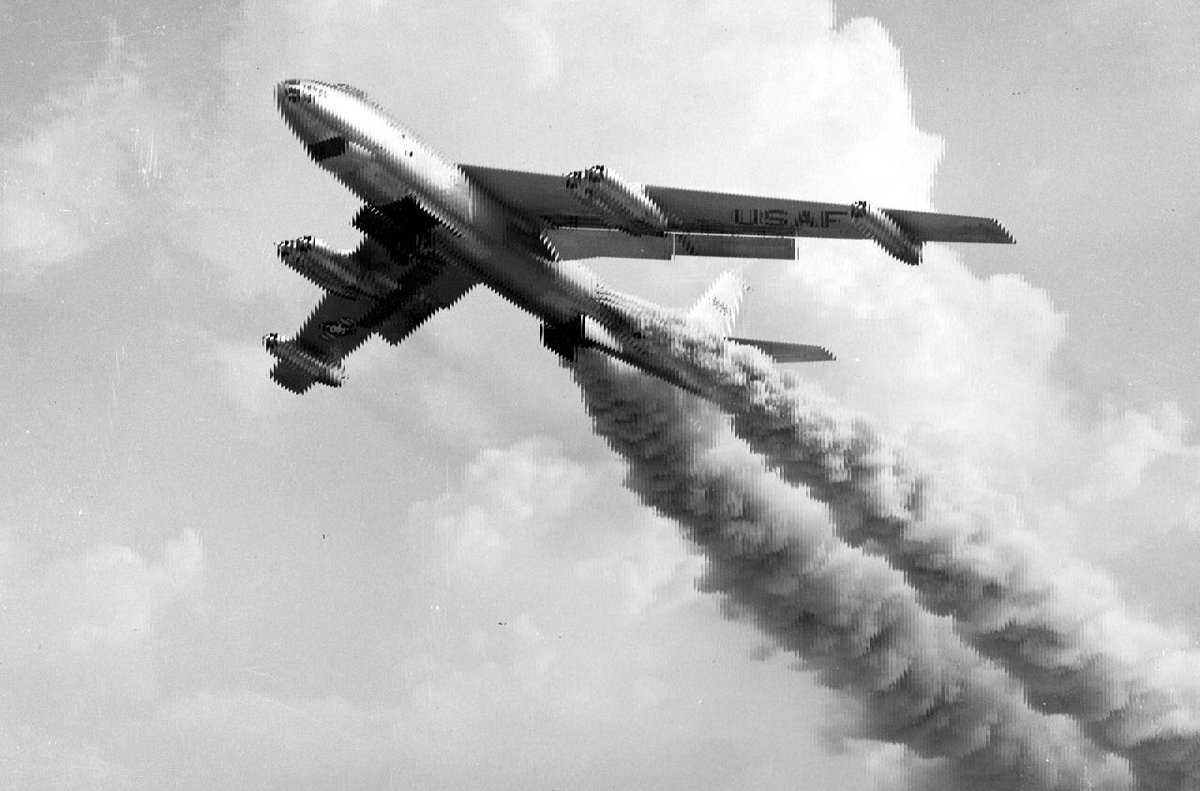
xmin=689 ymin=269 xmax=746 ymax=336
xmin=690 ymin=269 xmax=835 ymax=363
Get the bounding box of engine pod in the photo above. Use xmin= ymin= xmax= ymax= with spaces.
xmin=849 ymin=201 xmax=923 ymax=265
xmin=566 ymin=165 xmax=667 ymax=236
xmin=276 ymin=236 xmax=395 ymax=299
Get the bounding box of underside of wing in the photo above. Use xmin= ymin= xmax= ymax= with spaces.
xmin=268 ymin=292 xmax=379 ymax=393
xmin=374 ymin=263 xmax=477 ymax=345
xmin=268 ymin=197 xmax=479 ymax=393
xmin=270 ymin=357 xmax=322 ymax=394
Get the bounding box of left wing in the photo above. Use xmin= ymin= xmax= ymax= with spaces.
xmin=460 ymin=163 xmax=1013 ymax=265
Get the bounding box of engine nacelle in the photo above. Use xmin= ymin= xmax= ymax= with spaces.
xmin=277 ymin=236 xmax=395 ymax=299
xmin=566 ymin=165 xmax=667 ymax=236
xmin=263 ymin=333 xmax=345 ymax=387
xmin=849 ymin=201 xmax=923 ymax=265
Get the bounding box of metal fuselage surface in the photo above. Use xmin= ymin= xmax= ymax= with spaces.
xmin=276 ymin=80 xmax=662 ymax=357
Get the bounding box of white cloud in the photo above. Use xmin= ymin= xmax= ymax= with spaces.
xmin=107 ymin=436 xmax=870 ymax=790
xmin=501 ymin=0 xmax=562 ymax=89
xmin=1076 ymin=400 xmax=1193 ymax=503
xmin=0 ymin=33 xmax=186 ymax=283
xmin=2 ymin=531 xmax=203 ymax=662
xmin=10 ymin=0 xmax=1199 ymax=787
xmin=0 ymin=531 xmax=205 ymax=788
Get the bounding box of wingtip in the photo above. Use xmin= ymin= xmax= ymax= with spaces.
xmin=990 ymin=217 xmax=1016 ymax=245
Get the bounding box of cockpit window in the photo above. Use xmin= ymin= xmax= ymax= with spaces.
xmin=334 ymin=83 xmax=368 ymax=100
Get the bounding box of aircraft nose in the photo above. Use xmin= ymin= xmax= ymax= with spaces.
xmin=276 ymin=79 xmax=322 ymax=142
xmin=277 ymin=79 xmax=307 ymax=107
xmin=278 ymin=79 xmax=300 ymax=93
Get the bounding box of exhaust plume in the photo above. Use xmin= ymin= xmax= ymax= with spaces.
xmin=626 ymin=312 xmax=1200 ymax=790
xmin=571 ymin=351 xmax=1129 ymax=790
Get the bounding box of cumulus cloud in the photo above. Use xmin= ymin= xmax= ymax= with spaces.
xmin=117 ymin=439 xmax=864 ymax=790
xmin=9 ymin=0 xmax=1199 ymax=788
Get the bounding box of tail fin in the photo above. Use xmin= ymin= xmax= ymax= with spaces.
xmin=689 ymin=269 xmax=746 ymax=336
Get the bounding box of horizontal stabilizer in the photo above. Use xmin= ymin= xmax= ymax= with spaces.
xmin=728 ymin=337 xmax=835 ymax=363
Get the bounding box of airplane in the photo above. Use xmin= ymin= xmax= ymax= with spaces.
xmin=264 ymin=79 xmax=1013 ymax=395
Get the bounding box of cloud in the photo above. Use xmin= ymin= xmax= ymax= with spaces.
xmin=104 ymin=439 xmax=875 ymax=790
xmin=0 ymin=33 xmax=185 ymax=283
xmin=0 ymin=531 xmax=204 ymax=788
xmin=500 ymin=0 xmax=562 ymax=90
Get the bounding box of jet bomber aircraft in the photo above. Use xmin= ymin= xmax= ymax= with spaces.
xmin=265 ymin=79 xmax=1013 ymax=394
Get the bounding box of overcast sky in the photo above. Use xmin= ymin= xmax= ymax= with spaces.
xmin=2 ymin=1 xmax=1198 ymax=788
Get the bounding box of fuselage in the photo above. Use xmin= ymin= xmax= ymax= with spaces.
xmin=275 ymin=79 xmax=715 ymax=392
xmin=279 ymin=82 xmax=629 ymax=321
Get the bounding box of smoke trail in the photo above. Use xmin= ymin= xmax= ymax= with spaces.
xmin=629 ymin=313 xmax=1200 ymax=790
xmin=570 ymin=351 xmax=1129 ymax=791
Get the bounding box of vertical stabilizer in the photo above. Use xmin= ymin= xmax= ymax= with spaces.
xmin=689 ymin=269 xmax=746 ymax=336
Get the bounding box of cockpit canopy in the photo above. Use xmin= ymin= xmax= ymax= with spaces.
xmin=333 ymin=82 xmax=368 ymax=100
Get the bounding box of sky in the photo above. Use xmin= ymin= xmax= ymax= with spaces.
xmin=2 ymin=0 xmax=1198 ymax=788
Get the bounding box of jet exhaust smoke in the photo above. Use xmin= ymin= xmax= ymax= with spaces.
xmin=619 ymin=312 xmax=1200 ymax=791
xmin=570 ymin=351 xmax=1130 ymax=790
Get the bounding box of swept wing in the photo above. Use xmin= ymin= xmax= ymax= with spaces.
xmin=461 ymin=164 xmax=1013 ymax=264
xmin=270 ymin=256 xmax=476 ymax=394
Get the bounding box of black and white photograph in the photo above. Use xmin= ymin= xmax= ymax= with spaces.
xmin=3 ymin=1 xmax=1199 ymax=788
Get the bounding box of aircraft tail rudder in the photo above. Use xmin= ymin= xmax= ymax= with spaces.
xmin=689 ymin=269 xmax=746 ymax=336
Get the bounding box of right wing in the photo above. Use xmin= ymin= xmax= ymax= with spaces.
xmin=373 ymin=262 xmax=476 ymax=346
xmin=270 ymin=249 xmax=477 ymax=393
xmin=270 ymin=197 xmax=480 ymax=393
xmin=270 ymin=260 xmax=477 ymax=393
xmin=269 ymin=291 xmax=379 ymax=394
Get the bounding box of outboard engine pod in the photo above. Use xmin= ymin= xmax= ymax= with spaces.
xmin=263 ymin=334 xmax=346 ymax=387
xmin=849 ymin=201 xmax=923 ymax=265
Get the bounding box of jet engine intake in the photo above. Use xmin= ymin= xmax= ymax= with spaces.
xmin=276 ymin=236 xmax=395 ymax=299
xmin=263 ymin=333 xmax=345 ymax=387
xmin=849 ymin=201 xmax=923 ymax=265
xmin=566 ymin=165 xmax=667 ymax=236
